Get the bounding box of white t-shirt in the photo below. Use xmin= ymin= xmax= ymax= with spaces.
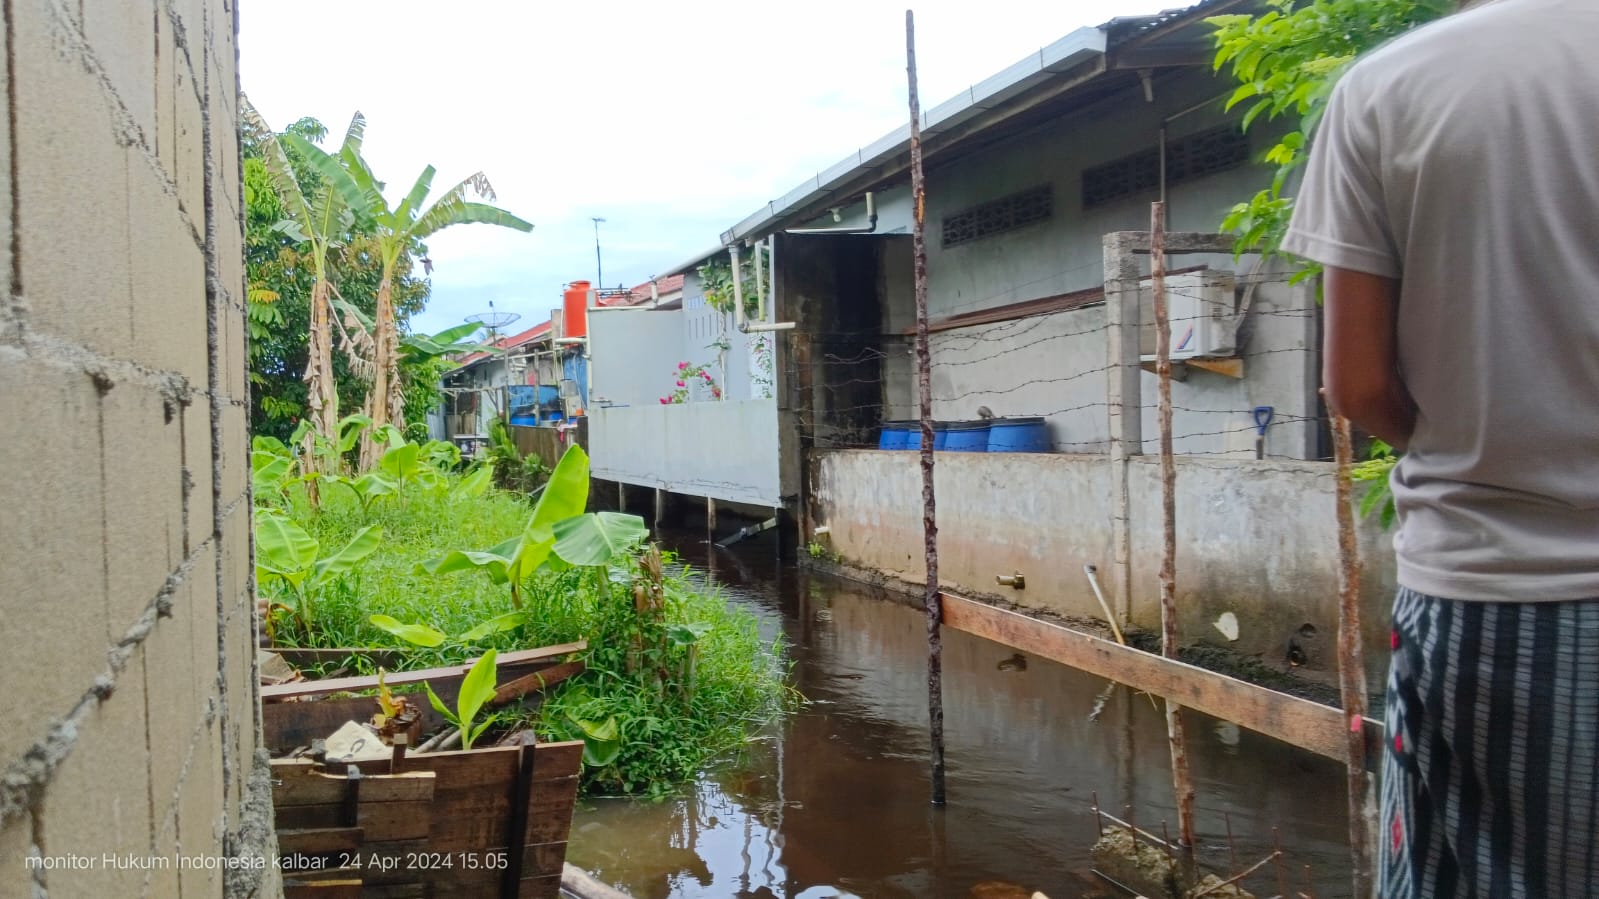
xmin=1282 ymin=0 xmax=1599 ymax=601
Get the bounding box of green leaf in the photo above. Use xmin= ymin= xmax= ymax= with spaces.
xmin=666 ymin=622 xmax=711 ymax=647
xmin=527 ymin=445 xmax=592 ymax=539
xmin=566 ymin=713 xmax=621 ymax=767
xmin=458 ymin=611 xmax=525 ymax=643
xmin=423 ymin=681 xmax=454 ymax=723
xmin=380 ymin=442 xmax=421 ymax=481
xmin=551 ymin=512 xmax=650 ymax=567
xmin=336 ymin=414 xmax=373 ymax=453
xmin=311 ymin=524 xmax=383 ymax=583
xmin=352 ymin=471 xmax=399 ymax=508
xmin=452 ymin=463 xmax=494 ymax=499
xmin=253 ymin=509 xmax=318 ymax=577
xmin=369 ymin=614 xmax=447 ymax=648
xmin=457 ymin=650 xmax=500 ymax=740
xmin=251 ymin=452 xmax=292 ymax=496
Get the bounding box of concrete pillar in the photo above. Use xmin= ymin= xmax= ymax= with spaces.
xmin=617 ymin=482 xmax=626 ymax=514
xmin=654 ymin=488 xmax=665 ymax=529
xmin=1103 ymin=231 xmax=1144 ymax=626
xmin=706 ymin=496 xmax=718 ymax=539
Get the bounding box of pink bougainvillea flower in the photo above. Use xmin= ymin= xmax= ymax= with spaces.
xmin=676 ymin=380 xmax=686 ymax=387
xmin=677 ymin=361 xmax=689 ymax=370
xmin=659 ymin=397 xmax=670 ymax=404
xmin=702 ymin=371 xmax=713 ymax=380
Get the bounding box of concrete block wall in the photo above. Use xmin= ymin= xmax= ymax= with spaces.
xmin=0 ymin=1 xmax=277 ymax=897
xmin=812 ymin=450 xmax=1397 ymax=690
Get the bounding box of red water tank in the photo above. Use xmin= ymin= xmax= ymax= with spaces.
xmin=562 ymin=281 xmax=592 ymax=339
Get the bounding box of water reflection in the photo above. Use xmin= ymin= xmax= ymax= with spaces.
xmin=567 ymin=533 xmax=1352 ymax=898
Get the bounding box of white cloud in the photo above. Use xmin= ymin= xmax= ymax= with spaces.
xmin=240 ymin=0 xmax=1149 ymax=332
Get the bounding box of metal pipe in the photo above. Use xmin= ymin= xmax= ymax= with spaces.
xmin=733 ymin=241 xmax=797 ymax=333
xmin=783 ymin=191 xmax=878 ymax=235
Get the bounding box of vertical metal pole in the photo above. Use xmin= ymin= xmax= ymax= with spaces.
xmin=906 ymin=8 xmax=945 ymax=807
xmin=1151 ymin=203 xmax=1195 ymax=859
xmin=1333 ymin=413 xmax=1376 ymax=896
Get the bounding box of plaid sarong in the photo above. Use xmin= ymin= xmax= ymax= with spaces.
xmin=1379 ymin=587 xmax=1599 ymax=897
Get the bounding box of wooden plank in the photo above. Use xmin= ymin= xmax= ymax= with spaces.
xmin=262 ymin=642 xmax=587 ymax=702
xmin=271 ymin=759 xmax=436 ymax=806
xmin=525 ymin=777 xmax=579 ymax=845
xmin=277 ymin=827 xmax=363 ymax=855
xmin=361 ymin=885 xmax=427 ymax=899
xmin=519 ymin=842 xmax=569 ymax=879
xmin=492 ymin=661 xmax=585 ymax=706
xmin=283 ymin=880 xmax=363 ymax=899
xmin=517 ymin=872 xmax=564 ymax=899
xmin=941 ymin=593 xmax=1383 ymax=762
xmin=1186 ymin=357 xmax=1245 ymax=379
xmin=530 ymin=741 xmax=582 ymax=781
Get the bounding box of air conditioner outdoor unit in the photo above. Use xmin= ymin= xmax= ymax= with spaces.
xmin=1138 ymin=270 xmax=1237 ymax=362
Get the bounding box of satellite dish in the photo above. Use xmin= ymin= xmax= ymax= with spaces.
xmin=466 ymin=301 xmax=521 ymax=346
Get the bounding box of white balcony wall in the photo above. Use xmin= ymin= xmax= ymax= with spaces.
xmin=590 ymin=399 xmax=782 ymax=507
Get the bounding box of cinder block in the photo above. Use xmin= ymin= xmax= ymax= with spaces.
xmin=189 ymin=542 xmax=221 ymax=681
xmin=220 ymin=291 xmax=248 ymax=402
xmin=154 ymin=5 xmax=177 ymax=180
xmin=141 ymin=587 xmax=198 ymax=812
xmin=183 ymin=399 xmax=215 ymax=550
xmin=128 ymin=152 xmax=207 ymax=382
xmin=0 ymin=815 xmax=35 ymax=895
xmin=177 ymin=725 xmax=223 ymax=896
xmin=172 ymin=31 xmax=205 ymax=223
xmin=144 ymin=812 xmax=182 ymax=899
xmin=12 ymin=0 xmax=135 ymax=357
xmin=39 ymin=657 xmax=153 ymax=899
xmin=0 ymin=349 xmax=110 ymax=765
xmin=83 ymin=0 xmax=158 ymax=148
xmin=100 ymin=379 xmax=186 ymax=636
xmin=218 ymin=499 xmax=250 ymax=620
xmin=218 ymin=401 xmax=248 ymax=503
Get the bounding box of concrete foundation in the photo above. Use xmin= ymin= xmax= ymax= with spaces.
xmin=813 ymin=450 xmax=1396 ymax=689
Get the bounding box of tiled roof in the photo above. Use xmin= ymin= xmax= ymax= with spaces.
xmin=595 ymin=274 xmax=687 ymax=307
xmin=455 ymin=320 xmax=551 ymax=366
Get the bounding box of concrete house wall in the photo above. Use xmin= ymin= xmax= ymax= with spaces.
xmin=0 ymin=1 xmax=277 ymax=896
xmin=875 ymin=67 xmax=1319 ymax=460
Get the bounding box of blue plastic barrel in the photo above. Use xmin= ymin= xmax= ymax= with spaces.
xmin=987 ymin=417 xmax=1050 ymax=452
xmin=878 ymin=421 xmax=914 ymax=450
xmin=944 ymin=420 xmax=991 ymax=452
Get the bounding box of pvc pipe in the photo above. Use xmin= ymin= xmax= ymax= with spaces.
xmin=733 ymin=242 xmax=797 ymax=334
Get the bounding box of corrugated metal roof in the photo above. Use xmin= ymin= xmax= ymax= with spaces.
xmin=714 ymin=0 xmax=1249 ymax=247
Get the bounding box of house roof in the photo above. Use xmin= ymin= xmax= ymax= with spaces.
xmin=717 ymin=0 xmax=1251 ymax=246
xmin=594 ymin=273 xmax=687 ymax=307
xmin=453 ymin=320 xmax=551 ymax=367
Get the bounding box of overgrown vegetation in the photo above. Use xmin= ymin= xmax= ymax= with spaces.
xmin=253 ymin=433 xmax=792 ymax=795
xmin=1209 ymin=0 xmax=1451 ymax=266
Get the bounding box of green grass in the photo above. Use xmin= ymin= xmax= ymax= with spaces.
xmin=261 ymin=479 xmax=793 ymax=795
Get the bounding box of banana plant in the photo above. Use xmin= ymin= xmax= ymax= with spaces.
xmin=368 ymin=609 xmax=526 ymax=650
xmin=418 ymin=446 xmax=646 ymax=606
xmin=254 ymin=508 xmax=382 ymax=637
xmin=423 ymin=650 xmax=500 ymax=750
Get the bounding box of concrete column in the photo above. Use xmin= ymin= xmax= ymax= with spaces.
xmin=706 ymin=496 xmax=718 ymax=538
xmin=1103 ymin=231 xmax=1144 ymax=626
xmin=654 ymin=488 xmax=665 ymax=529
xmin=617 ymin=482 xmax=626 ymax=514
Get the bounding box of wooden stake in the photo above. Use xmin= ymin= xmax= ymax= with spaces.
xmin=1333 ymin=413 xmax=1376 ymax=896
xmin=1150 ymin=202 xmax=1195 ymax=857
xmin=906 ymin=8 xmax=946 ymax=807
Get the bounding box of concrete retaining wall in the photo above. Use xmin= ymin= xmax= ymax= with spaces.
xmin=813 ymin=450 xmax=1396 ymax=688
xmin=0 ymin=1 xmax=276 ymax=896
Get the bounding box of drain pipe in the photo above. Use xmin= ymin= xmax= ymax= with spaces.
xmin=732 ymin=243 xmax=796 ymax=334
xmin=783 ymin=190 xmax=878 ymax=236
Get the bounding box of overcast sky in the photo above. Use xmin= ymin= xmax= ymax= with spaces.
xmin=240 ymin=0 xmax=1151 ymax=334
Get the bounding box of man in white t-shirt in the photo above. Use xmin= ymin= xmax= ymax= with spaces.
xmin=1281 ymin=1 xmax=1599 ymax=895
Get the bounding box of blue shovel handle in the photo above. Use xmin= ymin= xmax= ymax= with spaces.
xmin=1252 ymin=405 xmax=1275 ymax=435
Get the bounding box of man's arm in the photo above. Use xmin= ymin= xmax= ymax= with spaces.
xmin=1322 ymin=266 xmax=1415 ymax=450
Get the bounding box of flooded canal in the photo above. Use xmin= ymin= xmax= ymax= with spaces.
xmin=567 ymin=534 xmax=1355 ymax=898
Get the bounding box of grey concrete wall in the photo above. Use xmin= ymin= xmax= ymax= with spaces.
xmin=921 ymin=68 xmax=1271 ymax=318
xmin=0 ymin=1 xmax=276 ymax=896
xmin=813 ymin=450 xmax=1396 ymax=690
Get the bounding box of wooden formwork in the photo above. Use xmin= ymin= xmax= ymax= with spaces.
xmin=273 ymin=740 xmax=584 ymax=899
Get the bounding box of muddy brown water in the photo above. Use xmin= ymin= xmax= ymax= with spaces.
xmin=566 ymin=534 xmax=1354 ymax=899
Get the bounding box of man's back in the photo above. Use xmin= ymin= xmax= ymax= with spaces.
xmin=1284 ymin=0 xmax=1599 ymax=601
